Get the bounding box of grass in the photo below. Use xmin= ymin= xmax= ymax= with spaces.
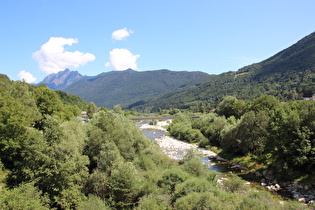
xmin=231 ymin=155 xmax=265 ymax=171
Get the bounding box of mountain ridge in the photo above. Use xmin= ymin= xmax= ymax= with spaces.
xmin=40 ymin=69 xmax=212 ymax=108
xmin=132 ymin=31 xmax=315 ymax=112
xmin=39 ymin=69 xmax=84 ymax=90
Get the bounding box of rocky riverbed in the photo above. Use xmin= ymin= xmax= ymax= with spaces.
xmin=138 ymin=120 xmax=315 ymax=204
xmin=252 ymin=170 xmax=315 ymax=204
xmin=138 ymin=120 xmax=218 ymax=160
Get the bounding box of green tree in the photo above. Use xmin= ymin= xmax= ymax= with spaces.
xmin=87 ymin=102 xmax=98 ymax=118
xmin=0 ymin=93 xmax=40 ymax=169
xmin=0 ymin=182 xmax=49 ymax=210
xmin=174 ymin=192 xmax=229 ymax=210
xmin=157 ymin=168 xmax=189 ymax=194
xmin=107 ymin=162 xmax=142 ymax=208
xmin=13 ymin=117 xmax=90 ymax=208
xmin=216 ymin=96 xmax=245 ymax=118
xmin=34 ymin=84 xmax=72 ymax=119
xmin=113 ymin=104 xmax=123 ymax=115
xmin=77 ymin=195 xmax=110 ymax=210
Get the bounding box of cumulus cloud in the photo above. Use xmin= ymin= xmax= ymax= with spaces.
xmin=32 ymin=37 xmax=96 ymax=74
xmin=18 ymin=70 xmax=37 ymax=83
xmin=105 ymin=48 xmax=140 ymax=71
xmin=112 ymin=28 xmax=133 ymax=40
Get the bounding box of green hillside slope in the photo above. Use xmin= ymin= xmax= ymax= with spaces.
xmin=63 ymin=69 xmax=211 ymax=108
xmin=135 ymin=31 xmax=315 ymax=112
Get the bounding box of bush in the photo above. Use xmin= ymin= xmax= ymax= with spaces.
xmin=220 ymin=174 xmax=248 ymax=193
xmin=157 ymin=168 xmax=189 ymax=193
xmin=174 ymin=178 xmax=214 ymax=199
xmin=77 ymin=195 xmax=110 ymax=210
xmin=174 ymin=192 xmax=229 ymax=210
xmin=136 ymin=194 xmax=170 ymax=210
xmin=0 ymin=182 xmax=49 ymax=210
xmin=237 ymin=191 xmax=282 ymax=210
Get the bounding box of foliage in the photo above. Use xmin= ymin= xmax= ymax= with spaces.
xmin=237 ymin=191 xmax=283 ymax=210
xmin=77 ymin=195 xmax=110 ymax=210
xmin=181 ymin=150 xmax=210 ymax=177
xmin=134 ymin=32 xmax=315 ymax=112
xmin=87 ymin=102 xmax=98 ymax=118
xmin=0 ymin=182 xmax=49 ymax=210
xmin=157 ymin=168 xmax=189 ymax=194
xmin=55 ymin=90 xmax=88 ymax=111
xmin=0 ymin=74 xmax=313 ymax=209
xmin=168 ymin=96 xmax=315 ymax=180
xmin=174 ymin=192 xmax=232 ymax=210
xmin=168 ymin=114 xmax=207 ymax=143
xmin=220 ymin=174 xmax=248 ymax=193
xmin=63 ymin=69 xmax=211 ymax=109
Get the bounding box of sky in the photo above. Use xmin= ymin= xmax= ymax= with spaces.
xmin=1 ymin=0 xmax=315 ymax=83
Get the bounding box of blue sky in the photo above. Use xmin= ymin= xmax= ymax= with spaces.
xmin=1 ymin=0 xmax=315 ymax=83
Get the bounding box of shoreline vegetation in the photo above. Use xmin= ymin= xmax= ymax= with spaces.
xmin=0 ymin=74 xmax=314 ymax=208
xmin=138 ymin=120 xmax=220 ymax=160
xmin=138 ymin=118 xmax=315 ymax=206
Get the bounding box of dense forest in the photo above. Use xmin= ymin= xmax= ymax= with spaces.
xmin=132 ymin=32 xmax=315 ymax=112
xmin=168 ymin=95 xmax=315 ymax=181
xmin=61 ymin=69 xmax=211 ymax=109
xmin=0 ymin=74 xmax=310 ymax=209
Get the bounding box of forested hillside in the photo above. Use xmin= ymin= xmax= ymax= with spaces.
xmin=168 ymin=95 xmax=315 ymax=181
xmin=62 ymin=69 xmax=211 ymax=108
xmin=0 ymin=74 xmax=308 ymax=209
xmin=133 ymin=31 xmax=315 ymax=112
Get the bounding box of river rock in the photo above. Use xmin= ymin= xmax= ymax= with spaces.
xmin=299 ymin=198 xmax=306 ymax=203
xmin=263 ymin=170 xmax=269 ymax=177
xmin=293 ymin=193 xmax=300 ymax=199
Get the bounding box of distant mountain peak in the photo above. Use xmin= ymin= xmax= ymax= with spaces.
xmin=39 ymin=69 xmax=83 ymax=90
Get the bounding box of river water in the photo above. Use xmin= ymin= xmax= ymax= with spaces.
xmin=138 ymin=121 xmax=228 ymax=172
xmin=138 ymin=121 xmax=294 ymax=202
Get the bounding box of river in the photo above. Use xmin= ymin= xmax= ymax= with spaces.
xmin=137 ymin=121 xmax=234 ymax=173
xmin=137 ymin=120 xmax=298 ymax=203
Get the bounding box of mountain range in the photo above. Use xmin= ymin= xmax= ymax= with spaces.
xmin=39 ymin=69 xmax=84 ymax=90
xmin=132 ymin=31 xmax=315 ymax=112
xmin=40 ymin=31 xmax=315 ymax=111
xmin=40 ymin=69 xmax=211 ymax=108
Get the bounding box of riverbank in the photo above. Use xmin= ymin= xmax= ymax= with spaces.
xmin=138 ymin=120 xmax=170 ymax=132
xmin=138 ymin=120 xmax=315 ymax=205
xmin=138 ymin=120 xmax=219 ymax=160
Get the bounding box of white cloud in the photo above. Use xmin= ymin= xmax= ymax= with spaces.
xmin=32 ymin=37 xmax=96 ymax=74
xmin=112 ymin=28 xmax=133 ymax=40
xmin=105 ymin=48 xmax=140 ymax=71
xmin=18 ymin=70 xmax=37 ymax=83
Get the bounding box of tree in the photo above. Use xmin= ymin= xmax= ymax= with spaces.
xmin=157 ymin=168 xmax=189 ymax=194
xmin=77 ymin=195 xmax=110 ymax=210
xmin=113 ymin=104 xmax=123 ymax=115
xmin=0 ymin=182 xmax=49 ymax=210
xmin=216 ymin=96 xmax=245 ymax=118
xmin=87 ymin=102 xmax=98 ymax=118
xmin=107 ymin=162 xmax=142 ymax=208
xmin=0 ymin=93 xmax=40 ymax=169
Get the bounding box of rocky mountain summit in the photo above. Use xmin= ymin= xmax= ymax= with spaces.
xmin=39 ymin=69 xmax=83 ymax=90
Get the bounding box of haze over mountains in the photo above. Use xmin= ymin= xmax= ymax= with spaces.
xmin=40 ymin=31 xmax=315 ymax=111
